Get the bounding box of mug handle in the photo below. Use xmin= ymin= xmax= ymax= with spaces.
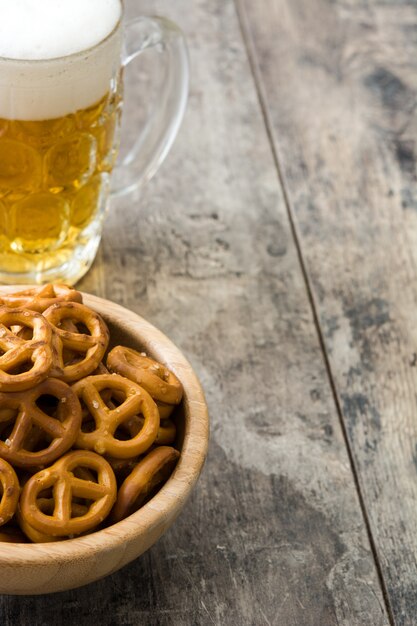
xmin=110 ymin=16 xmax=189 ymax=197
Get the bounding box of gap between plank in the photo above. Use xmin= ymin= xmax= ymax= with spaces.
xmin=233 ymin=2 xmax=395 ymax=624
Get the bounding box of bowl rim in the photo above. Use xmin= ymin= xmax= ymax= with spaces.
xmin=0 ymin=289 xmax=209 ymax=563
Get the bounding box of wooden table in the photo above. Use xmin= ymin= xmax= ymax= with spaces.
xmin=1 ymin=0 xmax=416 ymax=624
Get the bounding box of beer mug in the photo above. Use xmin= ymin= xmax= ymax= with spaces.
xmin=0 ymin=0 xmax=189 ymax=285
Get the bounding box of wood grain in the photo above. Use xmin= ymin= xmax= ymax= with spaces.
xmin=0 ymin=0 xmax=393 ymax=623
xmin=82 ymin=0 xmax=388 ymax=623
xmin=236 ymin=0 xmax=417 ymax=623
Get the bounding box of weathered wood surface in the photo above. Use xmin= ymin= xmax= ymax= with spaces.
xmin=237 ymin=0 xmax=417 ymax=623
xmin=0 ymin=0 xmax=397 ymax=623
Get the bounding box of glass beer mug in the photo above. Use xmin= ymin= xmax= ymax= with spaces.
xmin=0 ymin=0 xmax=188 ymax=284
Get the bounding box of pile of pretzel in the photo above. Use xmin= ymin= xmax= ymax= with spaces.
xmin=0 ymin=284 xmax=182 ymax=543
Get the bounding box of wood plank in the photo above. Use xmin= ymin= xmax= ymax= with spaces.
xmin=236 ymin=0 xmax=417 ymax=623
xmin=0 ymin=0 xmax=388 ymax=623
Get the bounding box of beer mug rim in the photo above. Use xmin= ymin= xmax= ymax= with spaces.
xmin=0 ymin=1 xmax=123 ymax=65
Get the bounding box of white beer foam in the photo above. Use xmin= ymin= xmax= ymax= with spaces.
xmin=0 ymin=0 xmax=122 ymax=121
xmin=0 ymin=0 xmax=122 ymax=61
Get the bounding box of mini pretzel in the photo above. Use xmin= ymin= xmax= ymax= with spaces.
xmin=0 ymin=284 xmax=82 ymax=313
xmin=0 ymin=379 xmax=82 ymax=468
xmin=122 ymin=415 xmax=176 ymax=446
xmin=107 ymin=347 xmax=183 ymax=405
xmin=43 ymin=302 xmax=109 ymax=383
xmin=111 ymin=446 xmax=179 ymax=523
xmin=18 ymin=488 xmax=89 ymax=541
xmin=73 ymin=374 xmax=160 ymax=459
xmin=0 ymin=308 xmax=53 ymax=392
xmin=155 ymin=420 xmax=176 ymax=445
xmin=92 ymin=389 xmax=174 ymax=420
xmin=20 ymin=450 xmax=116 ymax=537
xmin=16 ymin=497 xmax=87 ymax=543
xmin=157 ymin=402 xmax=174 ymax=420
xmin=16 ymin=504 xmax=62 ymax=543
xmin=0 ymin=458 xmax=19 ymax=526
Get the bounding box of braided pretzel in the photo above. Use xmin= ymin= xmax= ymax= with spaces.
xmin=111 ymin=446 xmax=179 ymax=523
xmin=0 ymin=458 xmax=19 ymax=526
xmin=0 ymin=284 xmax=82 ymax=313
xmin=0 ymin=308 xmax=53 ymax=392
xmin=43 ymin=302 xmax=109 ymax=383
xmin=0 ymin=379 xmax=81 ymax=468
xmin=107 ymin=347 xmax=183 ymax=405
xmin=20 ymin=450 xmax=117 ymax=537
xmin=73 ymin=374 xmax=160 ymax=459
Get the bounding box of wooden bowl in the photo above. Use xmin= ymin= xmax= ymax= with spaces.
xmin=0 ymin=289 xmax=209 ymax=595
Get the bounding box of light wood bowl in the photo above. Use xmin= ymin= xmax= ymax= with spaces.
xmin=0 ymin=289 xmax=209 ymax=595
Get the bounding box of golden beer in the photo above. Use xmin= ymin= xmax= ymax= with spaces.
xmin=0 ymin=0 xmax=124 ymax=283
xmin=0 ymin=84 xmax=122 ymax=274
